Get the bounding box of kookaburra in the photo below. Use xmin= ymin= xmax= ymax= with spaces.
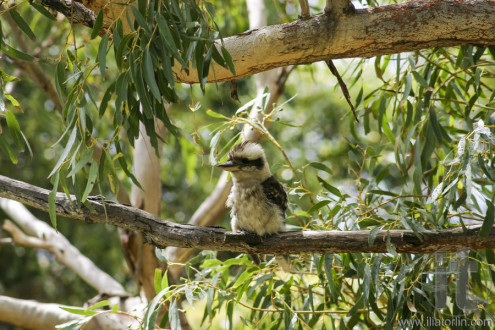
xmin=216 ymin=141 xmax=291 ymax=271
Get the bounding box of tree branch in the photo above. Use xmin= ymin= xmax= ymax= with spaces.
xmin=1 ymin=175 xmax=495 ymax=255
xmin=0 ymin=295 xmax=137 ymax=329
xmin=0 ymin=295 xmax=82 ymax=329
xmin=299 ymin=0 xmax=310 ymax=19
xmin=37 ymin=0 xmax=96 ymax=27
xmin=174 ymin=0 xmax=495 ymax=84
xmin=0 ymin=198 xmax=129 ymax=297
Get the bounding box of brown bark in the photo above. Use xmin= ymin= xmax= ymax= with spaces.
xmin=1 ymin=175 xmax=494 ymax=255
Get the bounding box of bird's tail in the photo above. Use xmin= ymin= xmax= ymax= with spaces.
xmin=275 ymin=255 xmax=292 ymax=272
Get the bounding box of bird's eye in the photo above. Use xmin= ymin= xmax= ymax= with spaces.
xmin=240 ymin=158 xmax=250 ymax=164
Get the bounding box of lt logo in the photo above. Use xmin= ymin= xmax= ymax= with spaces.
xmin=434 ymin=251 xmax=478 ymax=311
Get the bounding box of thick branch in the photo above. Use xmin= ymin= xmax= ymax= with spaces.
xmin=0 ymin=295 xmax=137 ymax=329
xmin=38 ymin=0 xmax=96 ymax=27
xmin=1 ymin=175 xmax=495 ymax=254
xmin=0 ymin=296 xmax=81 ymax=329
xmin=175 ymin=0 xmax=495 ymax=84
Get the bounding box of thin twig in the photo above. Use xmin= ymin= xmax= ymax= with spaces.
xmin=325 ymin=60 xmax=359 ymax=122
xmin=298 ymin=0 xmax=310 ymax=19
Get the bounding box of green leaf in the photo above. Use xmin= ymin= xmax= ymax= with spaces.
xmin=155 ymin=247 xmax=168 ymax=263
xmin=154 ymin=269 xmax=162 ymax=293
xmin=478 ymin=154 xmax=495 ymax=182
xmin=381 ymin=114 xmax=395 ymax=144
xmin=5 ymin=110 xmax=25 ymax=151
xmin=233 ymin=269 xmax=251 ymax=288
xmin=87 ymin=300 xmax=111 ymax=310
xmin=156 ymin=14 xmax=187 ymax=68
xmin=0 ymin=81 xmax=5 ymax=113
xmin=111 ymin=303 xmax=119 ymax=314
xmin=371 ymin=254 xmax=382 ymax=284
xmin=169 ymin=299 xmax=181 ymax=330
xmin=55 ymin=62 xmax=66 ymax=99
xmin=368 ymin=226 xmax=381 ymax=247
xmin=142 ymin=287 xmax=171 ymax=330
xmin=309 ymin=162 xmax=333 ymax=175
xmin=201 ymin=45 xmax=213 ymax=88
xmin=81 ymin=161 xmax=98 ymax=202
xmin=362 ymin=263 xmax=371 ymax=301
xmin=355 ymin=86 xmax=363 ymax=108
xmin=368 ymin=189 xmax=397 ymax=197
xmin=31 ymin=3 xmax=56 ymax=21
xmin=67 ymin=147 xmax=94 ymax=178
xmin=160 ymin=270 xmax=169 ymax=296
xmin=479 ymin=201 xmax=494 ymax=238
xmin=221 ymin=46 xmax=235 ymax=75
xmin=143 ymin=49 xmax=161 ymax=101
xmin=99 ymin=82 xmax=115 ymax=118
xmin=294 ymin=210 xmax=310 ymax=217
xmin=49 ymin=171 xmax=60 ymax=229
xmin=317 ymin=176 xmax=341 ymax=197
xmin=5 ymin=93 xmax=21 ymax=109
xmin=205 ymin=109 xmax=228 ymax=119
xmin=308 ymin=200 xmax=331 ymax=214
xmin=115 ymin=34 xmax=133 ymax=70
xmin=91 ymin=10 xmax=104 ymax=39
xmin=9 ymin=9 xmax=36 ymax=41
xmin=404 ymin=218 xmax=426 ymax=241
xmin=194 ymin=41 xmax=205 ymax=91
xmin=201 ymin=259 xmax=222 ymax=269
xmin=211 ymin=46 xmax=225 ymax=67
xmin=98 ymin=34 xmax=109 ymax=77
xmin=114 ymin=72 xmax=127 ymax=121
xmin=119 ymin=150 xmax=143 ymax=191
xmin=401 ymin=73 xmax=412 ymax=102
xmin=60 ymin=307 xmax=97 ymax=316
xmin=412 ymin=71 xmax=428 ymax=88
xmin=134 ymin=65 xmax=153 ymax=119
xmin=0 ymin=133 xmax=18 ymax=163
xmin=385 ymin=234 xmax=397 ymax=255
xmin=48 ymin=127 xmax=78 ymax=178
xmin=130 ymin=5 xmax=150 ymax=34
xmin=1 ymin=44 xmax=34 ymax=62
xmin=19 ymin=130 xmax=33 ymax=158
xmin=323 ymin=254 xmax=336 ymax=298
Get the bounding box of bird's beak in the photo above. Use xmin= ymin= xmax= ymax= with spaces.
xmin=216 ymin=160 xmax=240 ymax=172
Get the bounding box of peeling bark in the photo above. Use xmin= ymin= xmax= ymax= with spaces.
xmin=1 ymin=175 xmax=494 ymax=255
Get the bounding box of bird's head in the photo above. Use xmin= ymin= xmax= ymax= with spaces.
xmin=216 ymin=141 xmax=271 ymax=182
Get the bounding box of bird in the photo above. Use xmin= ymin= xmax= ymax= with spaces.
xmin=216 ymin=141 xmax=291 ymax=271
